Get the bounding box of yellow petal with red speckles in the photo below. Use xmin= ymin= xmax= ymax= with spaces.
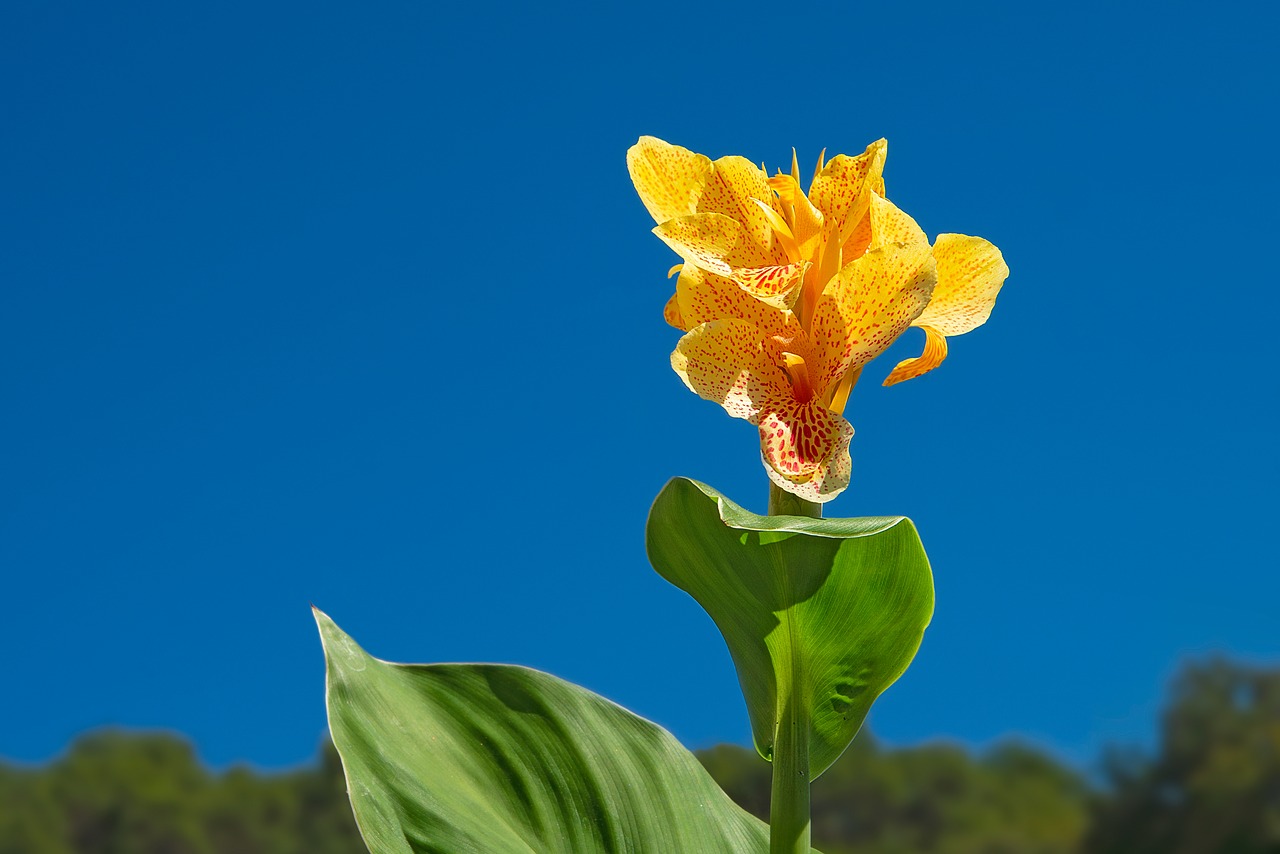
xmin=761 ymin=407 xmax=854 ymax=504
xmin=670 ymin=319 xmax=790 ymax=424
xmin=627 ymin=137 xmax=712 ymax=224
xmin=915 ymin=234 xmax=1009 ymax=336
xmin=729 ymin=262 xmax=809 ymax=310
xmin=810 ymin=242 xmax=937 ymax=391
xmin=867 ymin=193 xmax=928 ymax=250
xmin=758 ymin=396 xmax=847 ymax=479
xmin=700 ymin=156 xmax=787 ymax=262
xmin=809 ymin=139 xmax=886 ymax=246
xmin=842 ymin=191 xmax=926 ymax=263
xmin=882 ymin=325 xmax=949 ymax=386
xmin=653 ymin=211 xmax=782 ymax=274
xmin=674 ymin=265 xmax=795 ymax=338
xmin=663 ymin=292 xmax=685 ymax=330
xmin=840 ymin=213 xmax=873 ymax=265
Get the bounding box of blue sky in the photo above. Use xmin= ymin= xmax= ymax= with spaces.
xmin=2 ymin=0 xmax=1276 ymax=771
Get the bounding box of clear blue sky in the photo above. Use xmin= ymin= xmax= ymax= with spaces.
xmin=2 ymin=0 xmax=1276 ymax=771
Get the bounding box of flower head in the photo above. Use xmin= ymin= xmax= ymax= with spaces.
xmin=629 ymin=137 xmax=1008 ymax=502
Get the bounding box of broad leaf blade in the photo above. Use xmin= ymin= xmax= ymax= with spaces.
xmin=316 ymin=609 xmax=806 ymax=853
xmin=645 ymin=478 xmax=934 ymax=779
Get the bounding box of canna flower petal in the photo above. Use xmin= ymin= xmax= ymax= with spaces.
xmin=809 ymin=140 xmax=887 ymax=249
xmin=839 ymin=190 xmax=928 ymax=267
xmin=762 ymin=413 xmax=854 ymax=504
xmin=671 ymin=317 xmax=855 ymax=504
xmin=841 ymin=214 xmax=873 ymax=264
xmin=653 ymin=212 xmax=778 ymax=274
xmin=627 ymin=137 xmax=712 ymax=224
xmin=669 ymin=318 xmax=790 ymax=423
xmin=699 ymin=156 xmax=785 ymax=258
xmin=768 ymin=172 xmax=826 ymax=260
xmin=671 ymin=264 xmax=796 ymax=338
xmin=758 ymin=395 xmax=851 ymax=480
xmin=729 ymin=261 xmax=810 ymax=310
xmin=883 ymin=234 xmax=1009 ymax=386
xmin=663 ymin=292 xmax=685 ymax=329
xmin=914 ymin=234 xmax=1009 ymax=336
xmin=630 ymin=138 xmax=786 ymax=268
xmin=865 ymin=192 xmax=928 ymax=251
xmin=810 ymin=241 xmax=938 ymax=392
xmin=882 ymin=325 xmax=948 ymax=386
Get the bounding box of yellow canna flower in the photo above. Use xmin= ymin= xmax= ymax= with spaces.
xmin=669 ymin=241 xmax=936 ymax=502
xmin=628 ymin=136 xmax=1007 ymax=501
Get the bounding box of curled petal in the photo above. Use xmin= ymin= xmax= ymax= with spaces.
xmin=670 ymin=319 xmax=789 ymax=424
xmin=882 ymin=325 xmax=949 ymax=386
xmin=810 ymin=242 xmax=938 ymax=391
xmin=627 ymin=137 xmax=712 ymax=224
xmin=663 ymin=292 xmax=686 ymax=330
xmin=729 ymin=262 xmax=809 ymax=310
xmin=916 ymin=234 xmax=1010 ymax=336
xmin=760 ymin=406 xmax=855 ymax=504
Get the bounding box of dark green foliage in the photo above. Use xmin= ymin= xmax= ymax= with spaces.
xmin=2 ymin=658 xmax=1277 ymax=853
xmin=0 ymin=731 xmax=364 ymax=854
xmin=700 ymin=734 xmax=1089 ymax=854
xmin=1084 ymin=658 xmax=1280 ymax=853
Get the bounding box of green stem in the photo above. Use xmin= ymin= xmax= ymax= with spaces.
xmin=768 ymin=483 xmax=822 ymax=519
xmin=767 ymin=482 xmax=817 ymax=853
xmin=769 ymin=695 xmax=811 ymax=853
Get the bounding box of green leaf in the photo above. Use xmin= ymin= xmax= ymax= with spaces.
xmin=645 ymin=478 xmax=934 ymax=780
xmin=315 ymin=609 xmax=815 ymax=854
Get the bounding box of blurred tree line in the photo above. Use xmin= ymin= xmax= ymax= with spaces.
xmin=2 ymin=658 xmax=1277 ymax=853
xmin=0 ymin=734 xmax=362 ymax=854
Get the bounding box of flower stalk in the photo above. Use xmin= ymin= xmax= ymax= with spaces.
xmin=769 ymin=696 xmax=811 ymax=854
xmin=768 ymin=483 xmax=822 ymax=519
xmin=767 ymin=481 xmax=818 ymax=853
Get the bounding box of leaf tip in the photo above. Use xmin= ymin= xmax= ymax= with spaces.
xmin=311 ymin=604 xmax=336 ymax=633
xmin=312 ymin=608 xmax=372 ymax=674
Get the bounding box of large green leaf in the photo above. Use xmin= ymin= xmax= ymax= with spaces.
xmin=645 ymin=478 xmax=934 ymax=780
xmin=315 ymin=609 xmax=816 ymax=853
